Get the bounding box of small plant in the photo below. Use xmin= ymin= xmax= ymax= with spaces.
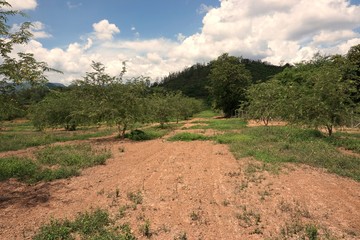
xmin=235 ymin=206 xmax=261 ymax=227
xmin=139 ymin=219 xmax=152 ymax=238
xmin=33 ymin=219 xmax=73 ymax=240
xmin=118 ymin=205 xmax=130 ymax=219
xmin=72 ymin=209 xmax=111 ymax=236
xmin=115 ymin=188 xmax=120 ymax=198
xmin=305 ymin=224 xmax=318 ymax=240
xmin=127 ymin=191 xmax=143 ymax=205
xmin=97 ymin=188 xmax=105 ymax=195
xmin=258 ymin=190 xmax=271 ymax=201
xmin=190 ymin=211 xmax=200 ymax=221
xmin=235 ymin=181 xmax=248 ymax=193
xmin=174 ymin=231 xmax=188 ymax=240
xmin=222 ymin=199 xmax=230 ymax=206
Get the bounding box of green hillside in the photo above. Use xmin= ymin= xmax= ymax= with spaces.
xmin=156 ymin=58 xmax=286 ymax=99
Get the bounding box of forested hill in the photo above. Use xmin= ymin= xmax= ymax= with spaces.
xmin=155 ymin=59 xmax=286 ymax=99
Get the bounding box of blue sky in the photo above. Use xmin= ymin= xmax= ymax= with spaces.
xmin=24 ymin=0 xmax=220 ymax=49
xmin=6 ymin=0 xmax=360 ymax=84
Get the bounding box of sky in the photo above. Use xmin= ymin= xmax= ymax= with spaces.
xmin=5 ymin=0 xmax=360 ymax=85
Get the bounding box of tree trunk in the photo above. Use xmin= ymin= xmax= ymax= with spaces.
xmin=326 ymin=125 xmax=333 ymax=136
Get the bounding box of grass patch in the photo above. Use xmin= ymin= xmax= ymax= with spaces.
xmin=33 ymin=208 xmax=137 ymax=240
xmin=214 ymin=132 xmax=253 ymax=144
xmin=220 ymin=126 xmax=360 ymax=181
xmin=327 ymin=132 xmax=360 ymax=153
xmin=193 ymin=110 xmax=219 ymax=119
xmin=0 ymin=129 xmax=114 ymax=152
xmin=0 ymin=143 xmax=111 ymax=183
xmin=190 ymin=118 xmax=247 ymax=130
xmin=125 ymin=127 xmax=170 ymax=141
xmin=167 ymin=132 xmax=210 ymax=142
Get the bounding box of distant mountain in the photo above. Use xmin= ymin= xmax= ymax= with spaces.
xmin=156 ymin=58 xmax=287 ymax=99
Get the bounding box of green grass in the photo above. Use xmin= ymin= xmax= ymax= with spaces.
xmin=125 ymin=127 xmax=171 ymax=141
xmin=214 ymin=126 xmax=360 ymax=181
xmin=33 ymin=209 xmax=137 ymax=240
xmin=0 ymin=129 xmax=114 ymax=152
xmin=327 ymin=132 xmax=360 ymax=153
xmin=0 ymin=143 xmax=111 ymax=183
xmin=1 ymin=120 xmax=34 ymax=132
xmin=190 ymin=118 xmax=247 ymax=130
xmin=167 ymin=132 xmax=210 ymax=142
xmin=193 ymin=110 xmax=219 ymax=119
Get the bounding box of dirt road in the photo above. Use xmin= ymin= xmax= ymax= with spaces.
xmin=1 ymin=124 xmax=360 ymax=239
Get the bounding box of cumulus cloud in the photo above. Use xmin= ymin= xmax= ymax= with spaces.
xmin=92 ymin=20 xmax=120 ymax=40
xmin=14 ymin=0 xmax=360 ymax=85
xmin=6 ymin=0 xmax=37 ymax=10
xmin=30 ymin=21 xmax=52 ymax=39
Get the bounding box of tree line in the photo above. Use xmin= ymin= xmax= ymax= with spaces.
xmin=207 ymin=49 xmax=360 ymax=136
xmin=0 ymin=1 xmax=202 ymax=136
xmin=29 ymin=62 xmax=203 ymax=137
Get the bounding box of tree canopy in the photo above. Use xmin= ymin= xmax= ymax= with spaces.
xmin=208 ymin=53 xmax=252 ymax=117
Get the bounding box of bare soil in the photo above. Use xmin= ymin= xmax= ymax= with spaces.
xmin=1 ymin=119 xmax=360 ymax=239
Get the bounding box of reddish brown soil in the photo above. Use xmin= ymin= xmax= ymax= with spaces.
xmin=1 ymin=120 xmax=360 ymax=239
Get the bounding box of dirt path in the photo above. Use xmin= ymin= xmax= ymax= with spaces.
xmin=1 ymin=122 xmax=360 ymax=239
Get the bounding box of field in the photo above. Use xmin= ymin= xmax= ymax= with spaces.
xmin=0 ymin=112 xmax=360 ymax=239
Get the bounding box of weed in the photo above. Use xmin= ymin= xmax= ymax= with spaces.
xmin=139 ymin=219 xmax=152 ymax=238
xmin=33 ymin=219 xmax=73 ymax=240
xmin=118 ymin=205 xmax=129 ymax=219
xmin=222 ymin=199 xmax=230 ymax=206
xmin=72 ymin=209 xmax=110 ymax=236
xmin=278 ymin=200 xmax=292 ymax=213
xmin=306 ymin=224 xmax=319 ymax=240
xmin=118 ymin=223 xmax=137 ymax=240
xmin=235 ymin=181 xmax=248 ymax=193
xmin=225 ymin=171 xmax=241 ymax=177
xmin=97 ymin=189 xmax=105 ymax=195
xmin=127 ymin=191 xmax=143 ymax=205
xmin=174 ymin=231 xmax=188 ymax=240
xmin=235 ymin=206 xmax=261 ymax=227
xmin=258 ymin=190 xmax=271 ymax=201
xmin=251 ymin=227 xmax=263 ymax=235
xmin=159 ymin=224 xmax=171 ymax=233
xmin=115 ymin=188 xmax=120 ymax=198
xmin=190 ymin=211 xmax=200 ymax=221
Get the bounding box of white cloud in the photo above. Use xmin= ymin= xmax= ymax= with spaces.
xmin=197 ymin=3 xmax=214 ymax=14
xmin=13 ymin=0 xmax=360 ymax=85
xmin=5 ymin=0 xmax=37 ymax=10
xmin=92 ymin=20 xmax=120 ymax=41
xmin=30 ymin=21 xmax=52 ymax=39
